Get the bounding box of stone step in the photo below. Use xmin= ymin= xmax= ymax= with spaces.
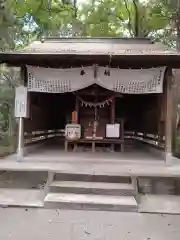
xmin=0 ymin=189 xmax=44 ymax=208
xmin=54 ymin=173 xmax=131 ymax=184
xmin=44 ymin=193 xmax=138 ymax=212
xmin=139 ymin=194 xmax=180 ymax=214
xmin=50 ymin=181 xmax=135 ymax=196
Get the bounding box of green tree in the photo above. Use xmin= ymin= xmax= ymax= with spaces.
xmin=0 ymin=0 xmax=18 ymax=50
xmin=78 ymin=0 xmax=170 ymax=41
xmin=12 ymin=0 xmax=76 ymax=39
xmin=0 ymin=65 xmax=20 ymax=148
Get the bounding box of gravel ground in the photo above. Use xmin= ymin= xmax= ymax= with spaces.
xmin=0 ymin=208 xmax=180 ymax=240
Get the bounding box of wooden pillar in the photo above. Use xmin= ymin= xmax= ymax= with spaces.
xmin=171 ymin=70 xmax=180 ymax=155
xmin=165 ymin=69 xmax=173 ymax=164
xmin=111 ymin=97 xmax=115 ymax=124
xmin=157 ymin=95 xmax=164 ymax=147
xmin=120 ymin=118 xmax=124 ymax=152
xmin=111 ymin=97 xmax=115 ymax=151
xmin=75 ymin=98 xmax=79 ymax=124
xmin=157 ymin=104 xmax=161 ymax=147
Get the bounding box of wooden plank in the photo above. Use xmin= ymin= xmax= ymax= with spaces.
xmin=67 ymin=138 xmax=124 ymax=144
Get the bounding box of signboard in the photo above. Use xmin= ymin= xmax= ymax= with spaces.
xmin=15 ymin=86 xmax=28 ymax=118
xmin=106 ymin=124 xmax=120 ymax=138
xmin=65 ymin=124 xmax=81 ymax=140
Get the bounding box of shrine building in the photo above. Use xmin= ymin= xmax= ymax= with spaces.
xmin=0 ymin=37 xmax=180 ymax=212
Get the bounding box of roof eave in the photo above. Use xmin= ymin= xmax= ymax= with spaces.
xmin=0 ymin=52 xmax=180 ymax=68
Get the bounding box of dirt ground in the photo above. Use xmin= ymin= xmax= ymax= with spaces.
xmin=0 ymin=208 xmax=180 ymax=240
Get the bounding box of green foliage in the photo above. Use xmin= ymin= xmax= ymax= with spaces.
xmin=0 ymin=0 xmax=16 ymax=50
xmin=77 ymin=0 xmax=173 ymax=44
xmin=0 ymin=66 xmax=19 ymax=155
xmin=0 ymin=0 xmax=175 ymax=46
xmin=12 ymin=0 xmax=76 ymax=39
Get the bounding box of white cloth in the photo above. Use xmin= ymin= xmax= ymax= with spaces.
xmin=98 ymin=67 xmax=165 ymax=94
xmin=27 ymin=66 xmax=94 ymax=93
xmin=27 ymin=65 xmax=166 ymax=94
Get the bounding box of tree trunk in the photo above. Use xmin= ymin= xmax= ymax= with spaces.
xmin=133 ymin=0 xmax=139 ymax=37
xmin=176 ymin=20 xmax=180 ymax=51
xmin=73 ymin=0 xmax=77 ymax=18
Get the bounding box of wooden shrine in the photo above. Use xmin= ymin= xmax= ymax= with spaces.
xmin=0 ymin=37 xmax=180 ymax=163
xmin=64 ymin=85 xmax=124 ymax=152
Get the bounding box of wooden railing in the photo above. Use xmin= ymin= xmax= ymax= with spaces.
xmin=24 ymin=129 xmax=65 ymax=145
xmin=24 ymin=129 xmax=165 ymax=149
xmin=124 ymin=131 xmax=165 ymax=149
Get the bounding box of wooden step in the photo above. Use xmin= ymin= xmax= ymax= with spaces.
xmin=50 ymin=181 xmax=135 ymax=196
xmin=44 ymin=193 xmax=138 ymax=212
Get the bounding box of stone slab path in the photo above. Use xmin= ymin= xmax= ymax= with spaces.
xmin=0 ymin=208 xmax=180 ymax=240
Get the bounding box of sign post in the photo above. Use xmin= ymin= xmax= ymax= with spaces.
xmin=15 ymin=86 xmax=28 ymax=160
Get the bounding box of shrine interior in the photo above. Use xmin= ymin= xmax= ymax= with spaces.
xmin=24 ymin=84 xmax=163 ymax=153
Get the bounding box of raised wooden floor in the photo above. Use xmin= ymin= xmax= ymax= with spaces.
xmin=22 ymin=145 xmax=164 ymax=163
xmin=1 ymin=143 xmax=180 ymax=177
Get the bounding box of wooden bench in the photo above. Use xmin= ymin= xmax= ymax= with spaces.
xmin=64 ymin=138 xmax=124 ymax=153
